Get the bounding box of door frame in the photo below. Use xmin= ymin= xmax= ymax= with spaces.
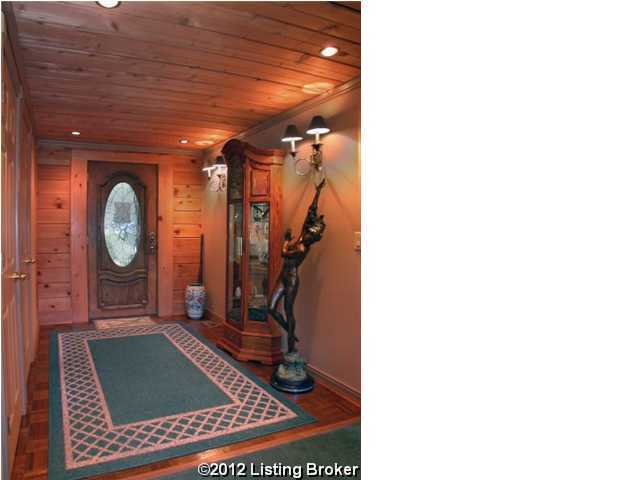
xmin=70 ymin=150 xmax=175 ymax=323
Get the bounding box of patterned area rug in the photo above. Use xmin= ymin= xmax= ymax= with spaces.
xmin=162 ymin=423 xmax=361 ymax=479
xmin=93 ymin=316 xmax=157 ymax=329
xmin=48 ymin=323 xmax=314 ymax=480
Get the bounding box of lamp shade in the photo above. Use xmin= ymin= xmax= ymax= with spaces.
xmin=281 ymin=124 xmax=303 ymax=142
xmin=306 ymin=115 xmax=330 ymax=135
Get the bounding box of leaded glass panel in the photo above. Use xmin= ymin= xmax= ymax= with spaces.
xmin=103 ymin=182 xmax=140 ymax=267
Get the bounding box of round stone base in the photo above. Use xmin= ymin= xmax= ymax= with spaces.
xmin=271 ymin=370 xmax=315 ymax=394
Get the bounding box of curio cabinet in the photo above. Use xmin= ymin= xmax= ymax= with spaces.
xmin=218 ymin=139 xmax=284 ymax=364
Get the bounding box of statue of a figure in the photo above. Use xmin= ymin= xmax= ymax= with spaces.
xmin=268 ymin=179 xmax=326 ymax=353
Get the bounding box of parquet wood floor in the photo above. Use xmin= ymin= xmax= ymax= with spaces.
xmin=11 ymin=318 xmax=360 ymax=480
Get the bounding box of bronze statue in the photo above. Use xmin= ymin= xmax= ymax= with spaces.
xmin=268 ymin=179 xmax=326 ymax=353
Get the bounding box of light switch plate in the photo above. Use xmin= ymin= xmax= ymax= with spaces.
xmin=354 ymin=231 xmax=361 ymax=251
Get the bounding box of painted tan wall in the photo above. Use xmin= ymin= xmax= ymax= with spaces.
xmin=203 ymin=86 xmax=361 ymax=392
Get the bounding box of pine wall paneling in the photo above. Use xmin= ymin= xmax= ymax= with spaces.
xmin=34 ymin=146 xmax=204 ymax=324
xmin=36 ymin=145 xmax=72 ymax=325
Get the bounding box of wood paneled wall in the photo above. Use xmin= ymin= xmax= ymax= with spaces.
xmin=35 ymin=144 xmax=204 ymax=324
xmin=172 ymin=161 xmax=204 ymax=315
xmin=36 ymin=145 xmax=72 ymax=325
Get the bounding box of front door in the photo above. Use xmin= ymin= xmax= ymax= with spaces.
xmin=88 ymin=162 xmax=158 ymax=319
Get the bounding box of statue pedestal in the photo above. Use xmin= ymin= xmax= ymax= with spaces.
xmin=270 ymin=351 xmax=314 ymax=394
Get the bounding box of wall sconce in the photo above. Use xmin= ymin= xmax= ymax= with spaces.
xmin=281 ymin=115 xmax=330 ymax=183
xmin=202 ymin=155 xmax=228 ymax=192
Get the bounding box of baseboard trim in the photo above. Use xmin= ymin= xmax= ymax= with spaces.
xmin=201 ymin=306 xmax=361 ymax=405
xmin=306 ymin=364 xmax=360 ymax=407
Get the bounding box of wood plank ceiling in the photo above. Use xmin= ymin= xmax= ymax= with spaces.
xmin=8 ymin=1 xmax=361 ymax=151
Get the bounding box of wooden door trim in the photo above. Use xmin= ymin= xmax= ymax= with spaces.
xmin=70 ymin=155 xmax=88 ymax=323
xmin=70 ymin=150 xmax=180 ymax=322
xmin=157 ymin=163 xmax=173 ymax=318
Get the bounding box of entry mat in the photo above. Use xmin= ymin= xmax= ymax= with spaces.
xmin=48 ymin=323 xmax=314 ymax=480
xmin=163 ymin=423 xmax=361 ymax=479
xmin=92 ymin=316 xmax=157 ymax=330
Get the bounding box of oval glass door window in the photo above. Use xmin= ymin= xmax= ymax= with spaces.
xmin=103 ymin=182 xmax=140 ymax=267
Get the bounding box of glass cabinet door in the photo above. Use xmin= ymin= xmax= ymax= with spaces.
xmin=247 ymin=202 xmax=270 ymax=321
xmin=227 ymin=202 xmax=243 ymax=323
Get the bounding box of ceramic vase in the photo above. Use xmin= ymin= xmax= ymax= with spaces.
xmin=185 ymin=283 xmax=206 ymax=320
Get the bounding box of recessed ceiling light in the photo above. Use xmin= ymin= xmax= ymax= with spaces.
xmin=179 ymin=139 xmax=189 ymax=144
xmin=320 ymin=46 xmax=339 ymax=57
xmin=71 ymin=131 xmax=80 ymax=136
xmin=96 ymin=0 xmax=120 ymax=8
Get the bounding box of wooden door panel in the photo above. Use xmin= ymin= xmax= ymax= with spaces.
xmin=250 ymin=168 xmax=270 ymax=196
xmin=1 ymin=56 xmax=24 ymax=475
xmin=1 ymin=298 xmax=20 ymax=470
xmin=99 ymin=277 xmax=147 ymax=309
xmin=19 ymin=104 xmax=36 ymax=373
xmin=88 ymin=162 xmax=157 ymax=319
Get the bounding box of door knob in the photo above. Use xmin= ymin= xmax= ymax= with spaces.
xmin=6 ymin=272 xmax=27 ymax=280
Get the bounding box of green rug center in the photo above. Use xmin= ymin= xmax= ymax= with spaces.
xmin=88 ymin=333 xmax=232 ymax=425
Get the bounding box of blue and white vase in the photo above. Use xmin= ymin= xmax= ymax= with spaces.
xmin=185 ymin=283 xmax=206 ymax=320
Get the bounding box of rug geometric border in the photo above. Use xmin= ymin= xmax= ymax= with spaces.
xmin=48 ymin=323 xmax=315 ymax=480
